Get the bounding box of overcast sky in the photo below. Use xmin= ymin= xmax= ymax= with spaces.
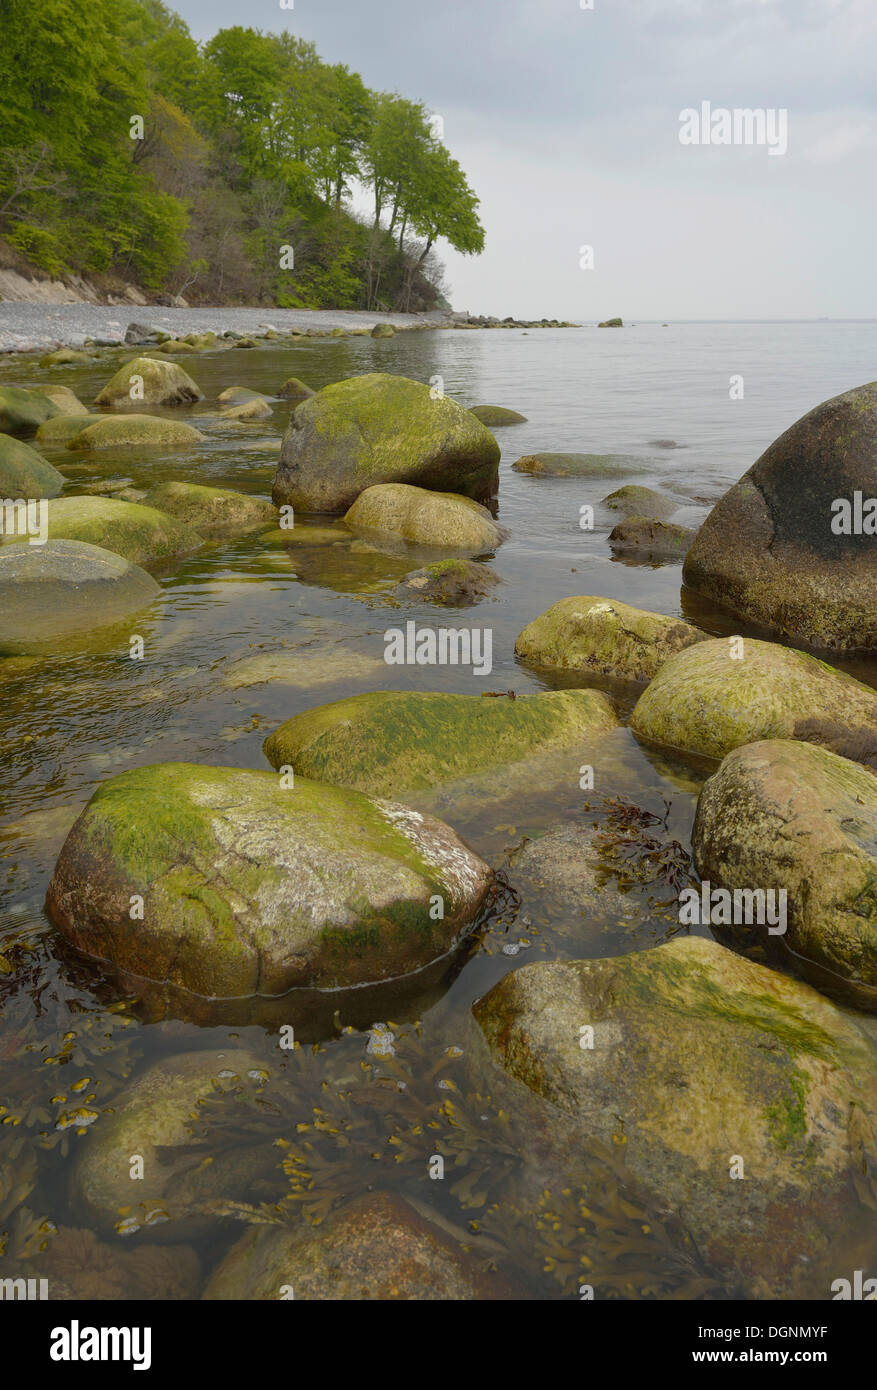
xmin=170 ymin=0 xmax=877 ymax=319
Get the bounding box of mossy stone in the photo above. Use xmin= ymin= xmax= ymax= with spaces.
xmin=345 ymin=483 xmax=506 ymax=551
xmin=0 ymin=385 xmax=63 ymax=436
xmin=272 ymin=373 xmax=500 ymax=515
xmin=0 ymin=496 xmax=202 ymax=566
xmin=515 ymin=595 xmax=707 ymax=683
xmin=469 ymin=405 xmax=527 ymax=426
xmin=609 ymin=517 xmax=695 ymax=560
xmin=512 ymin=452 xmax=645 ymax=478
xmin=263 ymin=689 xmax=619 ymax=799
xmin=693 ymin=739 xmax=877 ymax=1008
xmin=141 ymin=482 xmax=275 ymax=537
xmin=631 ymin=637 xmax=877 ymax=762
xmin=0 ymin=432 xmax=65 ymax=499
xmin=603 ymin=485 xmax=675 ymax=520
xmin=46 ymin=763 xmax=493 ymax=994
xmin=94 ymin=356 xmax=204 ymax=408
xmin=474 ymin=935 xmax=877 ymax=1297
xmin=67 ymin=415 xmax=205 ymax=448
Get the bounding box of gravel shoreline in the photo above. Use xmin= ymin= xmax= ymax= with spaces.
xmin=0 ymin=303 xmax=457 ymax=354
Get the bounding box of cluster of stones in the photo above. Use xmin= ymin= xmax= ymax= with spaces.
xmin=3 ymin=341 xmax=876 ymax=1300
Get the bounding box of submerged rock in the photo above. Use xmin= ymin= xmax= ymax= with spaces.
xmin=515 ymin=596 xmax=706 ymax=683
xmin=609 ymin=517 xmax=695 ymax=561
xmin=216 ymin=386 xmax=268 ymax=407
xmin=0 ymin=540 xmax=160 ymax=654
xmin=394 ymin=558 xmax=501 ymax=606
xmin=272 ymin=373 xmax=500 ymax=515
xmin=344 ymin=483 xmax=506 ymax=551
xmin=603 ymin=485 xmax=675 ymax=520
xmin=67 ymin=415 xmax=205 ymax=448
xmin=469 ymin=405 xmax=527 ymax=426
xmin=277 ymin=377 xmax=315 ymax=402
xmin=40 ymin=348 xmax=94 ymax=366
xmin=692 ymin=739 xmax=877 ymax=1008
xmin=37 ymin=385 xmax=89 ymax=416
xmin=473 ymin=935 xmax=877 ymax=1297
xmin=0 ymin=496 xmax=203 ymax=566
xmin=142 ymin=482 xmax=275 ymax=537
xmin=0 ymin=385 xmax=62 ymax=436
xmin=263 ymin=689 xmax=619 ymax=799
xmin=512 ymin=452 xmax=645 ymax=478
xmin=46 ymin=763 xmax=493 ymax=994
xmin=683 ymin=381 xmax=877 ymax=650
xmin=36 ymin=413 xmax=104 ymax=443
xmin=0 ymin=432 xmax=65 ymax=499
xmin=27 ymin=1227 xmax=200 ymax=1300
xmin=204 ymin=1191 xmax=519 ymax=1299
xmin=221 ymin=397 xmax=273 ymax=422
xmin=94 ymin=356 xmax=204 ymax=408
xmin=631 ymin=637 xmax=877 ymax=762
xmin=70 ymin=1049 xmax=277 ymax=1239
xmin=508 ymin=822 xmax=645 ymax=953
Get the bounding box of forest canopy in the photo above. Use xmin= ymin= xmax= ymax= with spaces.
xmin=0 ymin=0 xmax=484 ymax=308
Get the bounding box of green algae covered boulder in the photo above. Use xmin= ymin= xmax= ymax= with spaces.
xmin=683 ymin=381 xmax=877 ymax=651
xmin=371 ymin=323 xmax=395 ymax=338
xmin=37 ymin=385 xmax=90 ymax=416
xmin=39 ymin=348 xmax=93 ymax=367
xmin=631 ymin=636 xmax=877 ymax=762
xmin=263 ymin=689 xmax=619 ymax=799
xmin=46 ymin=763 xmax=493 ymax=995
xmin=0 ymin=539 xmax=160 ymax=654
xmin=204 ymin=1191 xmax=519 ymax=1300
xmin=469 ymin=405 xmax=527 ymax=426
xmin=603 ymin=485 xmax=675 ymax=520
xmin=512 ymin=452 xmax=644 ymax=478
xmin=0 ymin=496 xmax=203 ymax=567
xmin=67 ymin=415 xmax=205 ymax=448
xmin=473 ymin=935 xmax=877 ymax=1297
xmin=141 ymin=482 xmax=275 ymax=537
xmin=693 ymin=739 xmax=877 ymax=1009
xmin=0 ymin=432 xmax=65 ymax=499
xmin=272 ymin=373 xmax=500 ymax=515
xmin=515 ymin=595 xmax=707 ymax=683
xmin=221 ymin=397 xmax=272 ymax=421
xmin=94 ymin=356 xmax=204 ymax=408
xmin=598 ymin=317 xmax=623 ymax=327
xmin=344 ymin=482 xmax=506 ymax=551
xmin=395 ymin=558 xmax=501 ymax=606
xmin=70 ymin=1049 xmax=278 ymax=1239
xmin=0 ymin=385 xmax=63 ymax=436
xmin=216 ymin=386 xmax=267 ymax=407
xmin=36 ymin=413 xmax=105 ymax=444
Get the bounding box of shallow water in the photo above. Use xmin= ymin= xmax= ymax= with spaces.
xmin=1 ymin=322 xmax=875 ymax=1298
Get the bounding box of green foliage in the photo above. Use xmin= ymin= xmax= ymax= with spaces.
xmin=0 ymin=0 xmax=484 ymax=306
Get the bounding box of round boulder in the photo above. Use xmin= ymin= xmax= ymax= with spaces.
xmin=683 ymin=381 xmax=877 ymax=650
xmin=0 ymin=539 xmax=160 ymax=654
xmin=344 ymin=483 xmax=506 ymax=551
xmin=1 ymin=496 xmax=203 ymax=566
xmin=271 ymin=373 xmax=500 ymax=515
xmin=46 ymin=763 xmax=494 ymax=994
xmin=692 ymin=739 xmax=877 ymax=1008
xmin=631 ymin=637 xmax=877 ymax=763
xmin=0 ymin=433 xmax=65 ymax=499
xmin=515 ymin=596 xmax=706 ymax=683
xmin=94 ymin=357 xmax=204 ymax=408
xmin=263 ymin=689 xmax=619 ymax=799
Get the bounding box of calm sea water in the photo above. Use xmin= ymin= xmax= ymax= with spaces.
xmin=0 ymin=321 xmax=874 ymax=1298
